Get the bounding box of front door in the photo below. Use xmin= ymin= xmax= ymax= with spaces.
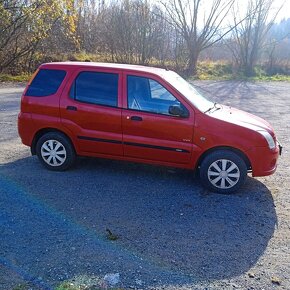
xmin=122 ymin=74 xmax=194 ymax=164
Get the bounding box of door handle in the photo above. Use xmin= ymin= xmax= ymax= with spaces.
xmin=130 ymin=116 xmax=143 ymax=121
xmin=66 ymin=106 xmax=77 ymax=111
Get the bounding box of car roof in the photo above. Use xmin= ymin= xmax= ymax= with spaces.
xmin=41 ymin=61 xmax=170 ymax=75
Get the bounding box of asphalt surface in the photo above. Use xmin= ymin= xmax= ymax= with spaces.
xmin=0 ymin=81 xmax=289 ymax=290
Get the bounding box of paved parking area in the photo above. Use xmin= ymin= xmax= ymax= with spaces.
xmin=0 ymin=81 xmax=289 ymax=289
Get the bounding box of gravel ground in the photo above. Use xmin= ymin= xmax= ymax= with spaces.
xmin=0 ymin=81 xmax=289 ymax=290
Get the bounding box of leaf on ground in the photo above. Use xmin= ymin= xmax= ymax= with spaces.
xmin=106 ymin=228 xmax=119 ymax=241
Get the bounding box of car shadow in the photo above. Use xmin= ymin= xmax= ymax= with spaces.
xmin=0 ymin=156 xmax=277 ymax=289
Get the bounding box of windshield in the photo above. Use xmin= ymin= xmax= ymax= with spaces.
xmin=163 ymin=71 xmax=213 ymax=112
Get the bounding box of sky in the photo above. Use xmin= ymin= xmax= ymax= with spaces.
xmin=274 ymin=0 xmax=290 ymax=21
xmin=232 ymin=0 xmax=290 ymax=22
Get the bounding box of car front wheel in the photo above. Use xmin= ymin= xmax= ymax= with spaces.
xmin=199 ymin=150 xmax=247 ymax=194
xmin=36 ymin=132 xmax=76 ymax=171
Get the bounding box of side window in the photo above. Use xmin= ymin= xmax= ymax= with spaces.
xmin=71 ymin=71 xmax=118 ymax=107
xmin=25 ymin=69 xmax=66 ymax=97
xmin=127 ymin=75 xmax=185 ymax=115
xmin=149 ymin=79 xmax=176 ymax=101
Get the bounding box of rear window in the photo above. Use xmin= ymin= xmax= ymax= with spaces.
xmin=25 ymin=69 xmax=66 ymax=97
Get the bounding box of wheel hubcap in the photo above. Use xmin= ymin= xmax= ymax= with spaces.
xmin=41 ymin=140 xmax=67 ymax=167
xmin=208 ymin=159 xmax=240 ymax=189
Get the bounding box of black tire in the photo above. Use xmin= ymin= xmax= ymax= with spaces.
xmin=199 ymin=150 xmax=247 ymax=194
xmin=36 ymin=132 xmax=76 ymax=171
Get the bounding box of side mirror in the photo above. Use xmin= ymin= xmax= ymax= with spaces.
xmin=168 ymin=104 xmax=189 ymax=118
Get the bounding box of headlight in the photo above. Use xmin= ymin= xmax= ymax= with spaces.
xmin=258 ymin=130 xmax=276 ymax=150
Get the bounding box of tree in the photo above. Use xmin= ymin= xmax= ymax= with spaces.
xmin=99 ymin=0 xmax=169 ymax=64
xmin=162 ymin=0 xmax=238 ymax=76
xmin=229 ymin=0 xmax=282 ymax=76
xmin=0 ymin=0 xmax=79 ymax=73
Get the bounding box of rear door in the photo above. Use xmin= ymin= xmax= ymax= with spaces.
xmin=60 ymin=68 xmax=123 ymax=156
xmin=122 ymin=73 xmax=194 ymax=164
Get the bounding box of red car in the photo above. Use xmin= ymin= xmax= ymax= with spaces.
xmin=18 ymin=62 xmax=282 ymax=193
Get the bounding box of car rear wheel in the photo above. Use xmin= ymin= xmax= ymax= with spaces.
xmin=36 ymin=132 xmax=76 ymax=171
xmin=199 ymin=150 xmax=247 ymax=194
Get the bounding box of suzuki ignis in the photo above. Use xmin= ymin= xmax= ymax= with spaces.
xmin=18 ymin=62 xmax=282 ymax=193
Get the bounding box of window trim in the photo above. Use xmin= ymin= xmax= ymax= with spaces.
xmin=124 ymin=107 xmax=189 ymax=118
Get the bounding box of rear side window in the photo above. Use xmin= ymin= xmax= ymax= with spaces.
xmin=25 ymin=69 xmax=66 ymax=97
xmin=70 ymin=71 xmax=118 ymax=107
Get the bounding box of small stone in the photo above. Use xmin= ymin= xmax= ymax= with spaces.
xmin=135 ymin=279 xmax=143 ymax=286
xmin=248 ymin=272 xmax=255 ymax=278
xmin=271 ymin=276 xmax=281 ymax=285
xmin=103 ymin=273 xmax=120 ymax=286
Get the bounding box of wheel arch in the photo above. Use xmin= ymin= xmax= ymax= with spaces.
xmin=31 ymin=128 xmax=76 ymax=155
xmin=196 ymin=146 xmax=252 ymax=171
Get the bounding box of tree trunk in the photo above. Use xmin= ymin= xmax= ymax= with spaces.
xmin=185 ymin=49 xmax=198 ymax=77
xmin=245 ymin=63 xmax=255 ymax=77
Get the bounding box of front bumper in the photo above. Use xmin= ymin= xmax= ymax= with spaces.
xmin=247 ymin=143 xmax=281 ymax=177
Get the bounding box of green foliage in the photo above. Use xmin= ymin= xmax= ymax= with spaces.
xmin=0 ymin=74 xmax=31 ymax=82
xmin=0 ymin=0 xmax=80 ymax=73
xmin=55 ymin=277 xmax=99 ymax=290
xmin=251 ymin=74 xmax=290 ymax=81
xmin=55 ymin=282 xmax=77 ymax=290
xmin=195 ymin=61 xmax=234 ymax=80
xmin=56 ymin=283 xmax=123 ymax=290
xmin=1 ymin=55 xmax=290 ymax=82
xmin=189 ymin=61 xmax=290 ymax=81
xmin=55 ymin=275 xmax=123 ymax=290
xmin=12 ymin=283 xmax=32 ymax=290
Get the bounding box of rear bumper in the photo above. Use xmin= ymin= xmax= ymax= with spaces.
xmin=278 ymin=139 xmax=283 ymax=156
xmin=18 ymin=112 xmax=34 ymax=146
xmin=247 ymin=142 xmax=281 ymax=177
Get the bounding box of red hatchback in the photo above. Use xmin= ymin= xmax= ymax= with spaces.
xmin=18 ymin=62 xmax=282 ymax=193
